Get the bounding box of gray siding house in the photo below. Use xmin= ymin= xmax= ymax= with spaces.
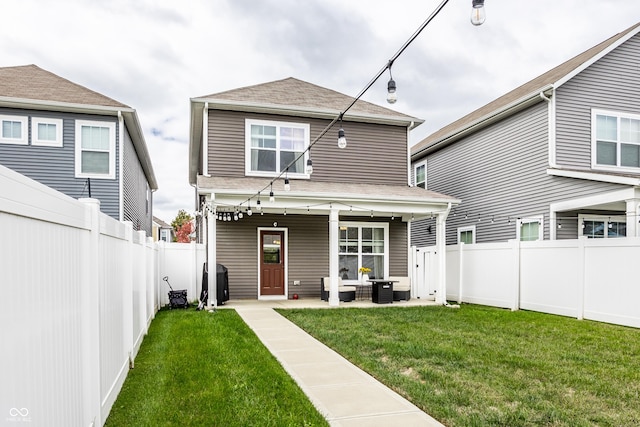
xmin=0 ymin=65 xmax=158 ymax=234
xmin=189 ymin=78 xmax=458 ymax=303
xmin=411 ymin=22 xmax=640 ymax=246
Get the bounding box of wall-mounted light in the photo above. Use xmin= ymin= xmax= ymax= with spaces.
xmin=470 ymin=0 xmax=486 ymax=26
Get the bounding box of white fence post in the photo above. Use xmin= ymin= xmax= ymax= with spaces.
xmin=123 ymin=222 xmax=134 ymax=368
xmin=511 ymin=239 xmax=521 ymax=311
xmin=576 ymin=236 xmax=586 ymax=320
xmin=80 ymin=198 xmax=102 ymax=427
xmin=458 ymin=243 xmax=464 ymax=304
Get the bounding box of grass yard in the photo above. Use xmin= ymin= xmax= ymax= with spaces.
xmin=279 ymin=305 xmax=640 ymax=426
xmin=105 ymin=309 xmax=328 ymax=427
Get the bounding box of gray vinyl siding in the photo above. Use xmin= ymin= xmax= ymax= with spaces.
xmin=416 ymin=102 xmax=630 ymax=245
xmin=215 ymin=213 xmax=407 ymax=299
xmin=0 ymin=108 xmax=120 ymax=219
xmin=410 ymin=217 xmax=436 ymax=247
xmin=556 ymin=33 xmax=640 ymax=171
xmin=122 ymin=126 xmax=152 ymax=234
xmin=207 ymin=110 xmax=409 ymax=185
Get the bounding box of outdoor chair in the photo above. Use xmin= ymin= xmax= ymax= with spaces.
xmin=320 ymin=277 xmax=356 ymax=302
xmin=388 ymin=276 xmax=411 ymax=301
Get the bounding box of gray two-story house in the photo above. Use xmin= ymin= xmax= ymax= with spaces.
xmin=189 ymin=77 xmax=458 ymax=303
xmin=411 ymin=22 xmax=640 ymax=246
xmin=0 ymin=64 xmax=157 ymax=234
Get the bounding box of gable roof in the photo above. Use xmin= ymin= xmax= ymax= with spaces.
xmin=0 ymin=64 xmax=128 ymax=108
xmin=412 ymin=21 xmax=640 ymax=160
xmin=190 ymin=77 xmax=424 ymax=185
xmin=0 ymin=64 xmax=157 ymax=189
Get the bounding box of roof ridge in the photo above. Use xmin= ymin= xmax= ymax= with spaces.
xmin=412 ymin=21 xmax=640 ymax=155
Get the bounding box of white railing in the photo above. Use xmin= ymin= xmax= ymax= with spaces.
xmin=0 ymin=165 xmax=195 ymax=426
xmin=436 ymin=238 xmax=640 ymax=328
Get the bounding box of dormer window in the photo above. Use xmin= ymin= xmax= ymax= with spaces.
xmin=245 ymin=119 xmax=310 ymax=178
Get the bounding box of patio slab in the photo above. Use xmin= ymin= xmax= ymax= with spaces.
xmin=234 ymin=305 xmax=443 ymax=427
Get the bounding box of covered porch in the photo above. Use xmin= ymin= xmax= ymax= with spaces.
xmin=196 ymin=176 xmax=459 ymax=307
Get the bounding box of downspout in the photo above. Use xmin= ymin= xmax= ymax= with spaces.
xmin=118 ymin=111 xmax=124 ymax=222
xmin=539 ymin=90 xmax=556 ymax=170
xmin=203 ymin=102 xmax=209 ymax=177
xmin=407 ymin=121 xmax=415 ymax=186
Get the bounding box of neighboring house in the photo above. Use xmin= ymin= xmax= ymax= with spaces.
xmin=411 ymin=22 xmax=640 ymax=247
xmin=153 ymin=216 xmax=175 ymax=242
xmin=0 ymin=64 xmax=157 ymax=234
xmin=189 ymin=77 xmax=458 ymax=303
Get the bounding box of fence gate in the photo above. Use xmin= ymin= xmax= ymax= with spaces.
xmin=413 ymin=246 xmax=437 ymax=300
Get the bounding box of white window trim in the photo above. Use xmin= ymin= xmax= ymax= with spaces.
xmin=0 ymin=115 xmax=28 ymax=145
xmin=245 ymin=119 xmax=310 ymax=178
xmin=517 ymin=216 xmax=543 ymax=241
xmin=414 ymin=160 xmax=427 ymax=188
xmin=339 ymin=221 xmax=389 ymax=285
xmin=74 ymin=119 xmax=116 ymax=179
xmin=457 ymin=225 xmax=476 ymax=244
xmin=32 ymin=117 xmax=63 ymax=147
xmin=591 ymin=108 xmax=640 ymax=173
xmin=578 ymin=214 xmax=626 ymax=239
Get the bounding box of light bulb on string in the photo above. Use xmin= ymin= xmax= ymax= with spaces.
xmin=269 ymin=184 xmax=275 ymax=203
xmin=337 ymin=113 xmax=347 ymax=148
xmin=284 ymin=177 xmax=290 ymax=192
xmin=470 ymin=0 xmax=486 ymax=26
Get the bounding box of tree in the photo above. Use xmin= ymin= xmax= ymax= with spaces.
xmin=171 ymin=209 xmax=194 ymax=243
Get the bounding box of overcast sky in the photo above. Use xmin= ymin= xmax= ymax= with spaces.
xmin=2 ymin=0 xmax=638 ymax=222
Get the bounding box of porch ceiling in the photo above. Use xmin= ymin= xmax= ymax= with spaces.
xmin=197 ymin=175 xmax=459 ymax=220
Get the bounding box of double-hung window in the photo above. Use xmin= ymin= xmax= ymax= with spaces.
xmin=593 ymin=109 xmax=640 ymax=170
xmin=75 ymin=120 xmax=116 ymax=179
xmin=245 ymin=119 xmax=309 ymax=177
xmin=0 ymin=115 xmax=28 ymax=145
xmin=32 ymin=117 xmax=63 ymax=147
xmin=338 ymin=222 xmax=389 ymax=282
xmin=414 ymin=162 xmax=426 ymax=188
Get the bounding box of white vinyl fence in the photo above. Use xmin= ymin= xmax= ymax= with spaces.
xmin=437 ymin=238 xmax=640 ymax=328
xmin=0 ymin=165 xmax=199 ymax=426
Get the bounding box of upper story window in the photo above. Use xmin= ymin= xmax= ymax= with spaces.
xmin=245 ymin=119 xmax=310 ymax=178
xmin=0 ymin=115 xmax=28 ymax=145
xmin=32 ymin=117 xmax=63 ymax=147
xmin=75 ymin=120 xmax=116 ymax=179
xmin=592 ymin=109 xmax=640 ymax=171
xmin=414 ymin=162 xmax=426 ymax=188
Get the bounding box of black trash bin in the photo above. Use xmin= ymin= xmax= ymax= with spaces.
xmin=202 ymin=263 xmax=229 ymax=305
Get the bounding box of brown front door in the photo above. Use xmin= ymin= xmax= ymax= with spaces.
xmin=260 ymin=230 xmax=285 ymax=296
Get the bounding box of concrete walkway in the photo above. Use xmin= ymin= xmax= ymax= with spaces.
xmin=233 ymin=304 xmax=444 ymax=426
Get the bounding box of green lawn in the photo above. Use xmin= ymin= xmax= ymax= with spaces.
xmin=279 ymin=305 xmax=640 ymax=427
xmin=105 ymin=309 xmax=328 ymax=427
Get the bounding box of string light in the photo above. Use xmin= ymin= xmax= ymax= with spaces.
xmin=470 ymin=0 xmax=486 ymax=26
xmin=284 ymin=177 xmax=291 ymax=192
xmin=386 ymin=61 xmax=397 ymax=104
xmin=269 ymin=184 xmax=275 ymax=203
xmin=337 ymin=113 xmax=347 ymax=149
xmin=207 ymin=0 xmax=483 ymax=215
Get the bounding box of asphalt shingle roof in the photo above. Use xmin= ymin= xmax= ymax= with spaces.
xmin=0 ymin=64 xmax=128 ymax=108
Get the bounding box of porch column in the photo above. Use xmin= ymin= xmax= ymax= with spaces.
xmin=329 ymin=208 xmax=340 ymax=306
xmin=435 ymin=203 xmax=452 ymax=305
xmin=626 ymin=198 xmax=640 ymax=237
xmin=206 ymin=195 xmax=218 ymax=309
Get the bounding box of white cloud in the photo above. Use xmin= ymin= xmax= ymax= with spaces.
xmin=1 ymin=0 xmax=638 ymax=221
